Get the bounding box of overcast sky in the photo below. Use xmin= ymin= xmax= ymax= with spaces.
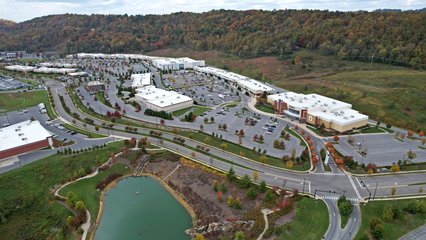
xmin=1 ymin=0 xmax=424 ymax=22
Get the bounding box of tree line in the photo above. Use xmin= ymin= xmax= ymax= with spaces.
xmin=0 ymin=9 xmax=425 ymax=68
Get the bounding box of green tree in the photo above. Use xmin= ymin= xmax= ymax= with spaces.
xmin=259 ymin=180 xmax=267 ymax=193
xmin=227 ymin=167 xmax=236 ymax=182
xmin=240 ymin=174 xmax=251 ymax=188
xmin=337 ymin=195 xmax=353 ymax=216
xmin=382 ymin=204 xmax=394 ymax=222
xmin=234 ymin=231 xmax=244 ymax=240
xmin=370 ymin=218 xmax=384 ymax=240
xmin=246 ymin=187 xmax=257 ymax=200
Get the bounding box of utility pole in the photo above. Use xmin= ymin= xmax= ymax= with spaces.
xmin=373 ymin=181 xmax=378 ymax=200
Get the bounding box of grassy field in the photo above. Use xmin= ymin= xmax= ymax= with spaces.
xmin=255 ymin=103 xmax=276 ymax=114
xmin=355 ymin=199 xmax=426 ymax=240
xmin=275 ymin=197 xmax=329 ymax=240
xmin=62 ymin=123 xmax=107 ymax=139
xmin=148 ymin=48 xmax=426 ymax=132
xmin=172 ymin=106 xmax=211 ymax=117
xmin=0 ymin=90 xmax=46 ymax=112
xmin=59 ymin=163 xmax=131 ymax=222
xmin=0 ymin=141 xmax=124 ymax=240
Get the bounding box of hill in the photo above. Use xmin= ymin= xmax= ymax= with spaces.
xmin=0 ymin=10 xmax=425 ymax=68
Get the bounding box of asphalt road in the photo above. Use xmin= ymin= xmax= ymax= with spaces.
xmin=2 ymin=58 xmax=425 ymax=239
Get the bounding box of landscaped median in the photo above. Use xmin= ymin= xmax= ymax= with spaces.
xmin=62 ymin=123 xmax=108 ymax=139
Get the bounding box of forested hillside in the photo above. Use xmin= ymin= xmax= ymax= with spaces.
xmin=0 ymin=10 xmax=425 ymax=68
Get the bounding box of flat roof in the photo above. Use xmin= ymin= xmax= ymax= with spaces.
xmin=268 ymin=91 xmax=368 ymax=125
xmin=152 ymin=57 xmax=204 ymax=65
xmin=87 ymin=81 xmax=104 ymax=86
xmin=33 ymin=67 xmax=77 ymax=74
xmin=68 ymin=71 xmax=87 ymax=77
xmin=39 ymin=62 xmax=77 ymax=68
xmin=195 ymin=66 xmax=273 ymax=92
xmin=0 ymin=120 xmax=52 ymax=152
xmin=310 ymin=108 xmax=368 ymax=125
xmin=5 ymin=65 xmax=36 ymax=72
xmin=268 ymin=92 xmax=351 ymax=111
xmin=131 ymin=73 xmax=151 ymax=88
xmin=135 ymin=85 xmax=192 ymax=107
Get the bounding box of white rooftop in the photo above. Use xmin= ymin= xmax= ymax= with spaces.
xmin=87 ymin=81 xmax=104 ymax=86
xmin=268 ymin=91 xmax=368 ymax=125
xmin=33 ymin=67 xmax=77 ymax=74
xmin=268 ymin=92 xmax=351 ymax=111
xmin=0 ymin=120 xmax=52 ymax=152
xmin=310 ymin=108 xmax=368 ymax=125
xmin=39 ymin=62 xmax=77 ymax=68
xmin=135 ymin=85 xmax=192 ymax=107
xmin=131 ymin=73 xmax=151 ymax=88
xmin=195 ymin=66 xmax=273 ymax=93
xmin=68 ymin=71 xmax=87 ymax=77
xmin=152 ymin=57 xmax=202 ymax=65
xmin=5 ymin=65 xmax=36 ymax=72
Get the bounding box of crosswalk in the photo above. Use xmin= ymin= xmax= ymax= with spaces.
xmin=316 ymin=195 xmax=359 ymax=203
xmin=312 ymin=172 xmax=345 ymax=176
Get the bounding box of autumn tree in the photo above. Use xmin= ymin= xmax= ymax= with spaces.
xmin=252 ymin=171 xmax=259 ymax=182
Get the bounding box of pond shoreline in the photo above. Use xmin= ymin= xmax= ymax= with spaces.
xmin=90 ymin=173 xmax=196 ymax=240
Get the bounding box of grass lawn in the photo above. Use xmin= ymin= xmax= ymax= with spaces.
xmin=401 ymin=162 xmax=426 ymax=171
xmin=355 ymin=199 xmax=426 ymax=240
xmin=222 ymin=101 xmax=240 ymax=108
xmin=0 ymin=90 xmax=46 ymax=112
xmin=276 ymin=197 xmax=329 ymax=240
xmin=359 ymin=125 xmax=386 ymax=134
xmin=96 ymin=92 xmax=112 ymax=108
xmin=62 ymin=123 xmax=107 ymax=139
xmin=0 ymin=141 xmax=124 ymax=240
xmin=59 ymin=163 xmax=131 ymax=222
xmin=173 ymin=106 xmax=211 ymax=117
xmin=255 ymin=103 xmax=276 ymax=114
xmin=341 ymin=214 xmax=349 ymax=228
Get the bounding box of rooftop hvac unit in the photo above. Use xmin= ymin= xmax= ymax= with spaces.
xmin=15 ymin=128 xmax=21 ymax=132
xmin=18 ymin=133 xmax=24 ymax=136
xmin=351 ymin=115 xmax=355 ymax=118
xmin=332 ymin=101 xmax=336 ymax=104
xmin=340 ymin=111 xmax=344 ymax=114
xmin=22 ymin=137 xmax=28 ymax=141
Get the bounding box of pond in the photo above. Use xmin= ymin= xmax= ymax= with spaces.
xmin=95 ymin=176 xmax=192 ymax=240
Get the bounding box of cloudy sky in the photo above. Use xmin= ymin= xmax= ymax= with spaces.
xmin=1 ymin=0 xmax=424 ymax=22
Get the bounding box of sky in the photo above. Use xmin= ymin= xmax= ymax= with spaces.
xmin=0 ymin=0 xmax=424 ymax=22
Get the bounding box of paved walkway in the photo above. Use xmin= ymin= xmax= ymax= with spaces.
xmin=257 ymin=208 xmax=274 ymax=240
xmin=399 ymin=224 xmax=426 ymax=240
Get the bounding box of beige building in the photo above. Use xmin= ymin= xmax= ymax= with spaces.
xmin=268 ymin=92 xmax=368 ymax=132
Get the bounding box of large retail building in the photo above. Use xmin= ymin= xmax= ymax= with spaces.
xmin=194 ymin=66 xmax=274 ymax=96
xmin=267 ymin=92 xmax=368 ymax=132
xmin=0 ymin=120 xmax=52 ymax=160
xmin=135 ymin=85 xmax=193 ymax=112
xmin=152 ymin=58 xmax=205 ymax=71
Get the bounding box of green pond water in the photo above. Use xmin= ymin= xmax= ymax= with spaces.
xmin=95 ymin=176 xmax=192 ymax=240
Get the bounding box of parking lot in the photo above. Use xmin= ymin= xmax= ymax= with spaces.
xmin=162 ymin=71 xmax=240 ymax=107
xmin=198 ymin=104 xmax=305 ymax=158
xmin=333 ymin=134 xmax=426 ymax=166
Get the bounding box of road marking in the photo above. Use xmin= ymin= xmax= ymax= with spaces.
xmin=347 ymin=175 xmax=362 ymax=200
xmin=264 ymin=172 xmax=308 ymax=183
xmin=355 ymin=177 xmax=363 ymax=188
